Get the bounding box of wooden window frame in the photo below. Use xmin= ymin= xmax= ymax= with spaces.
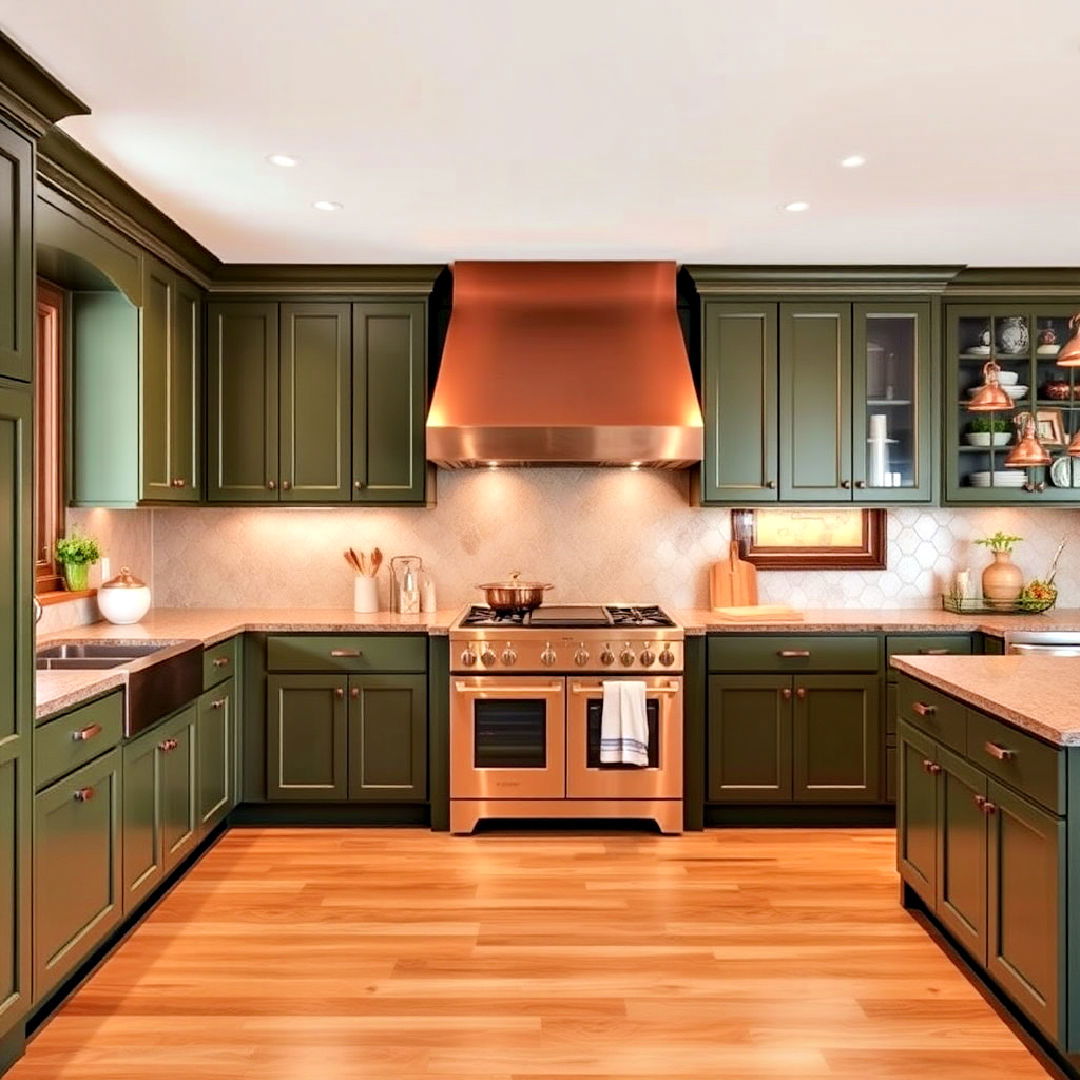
xmin=36 ymin=280 xmax=65 ymax=595
xmin=732 ymin=508 xmax=887 ymax=570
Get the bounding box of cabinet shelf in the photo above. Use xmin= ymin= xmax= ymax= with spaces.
xmin=865 ymin=399 xmax=913 ymax=407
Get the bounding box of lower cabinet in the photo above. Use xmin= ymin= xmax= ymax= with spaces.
xmin=196 ymin=681 xmax=234 ymax=833
xmin=708 ymin=673 xmax=880 ymax=803
xmin=121 ymin=730 xmax=163 ymax=913
xmin=158 ymin=706 xmax=198 ymax=869
xmin=33 ymin=750 xmax=122 ymax=1001
xmin=267 ymin=673 xmax=426 ymax=801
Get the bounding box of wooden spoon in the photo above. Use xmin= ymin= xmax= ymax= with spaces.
xmin=370 ymin=548 xmax=383 ymax=577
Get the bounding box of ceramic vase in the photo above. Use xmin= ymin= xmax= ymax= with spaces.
xmin=998 ymin=315 xmax=1029 ymax=355
xmin=982 ymin=551 xmax=1023 ymax=605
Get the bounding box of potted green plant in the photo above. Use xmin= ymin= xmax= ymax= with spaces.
xmin=966 ymin=417 xmax=1011 ymax=447
xmin=54 ymin=532 xmax=101 ymax=593
xmin=974 ymin=531 xmax=1023 ymax=604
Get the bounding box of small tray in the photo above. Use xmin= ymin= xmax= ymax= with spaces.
xmin=941 ymin=595 xmax=1055 ymax=615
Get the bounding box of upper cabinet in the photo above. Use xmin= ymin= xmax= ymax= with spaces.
xmin=945 ymin=303 xmax=1080 ymax=504
xmin=698 ymin=298 xmax=933 ymax=505
xmin=0 ymin=122 xmax=33 ymax=383
xmin=208 ymin=299 xmax=429 ymax=506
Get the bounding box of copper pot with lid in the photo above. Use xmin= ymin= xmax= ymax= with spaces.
xmin=476 ymin=571 xmax=553 ymax=614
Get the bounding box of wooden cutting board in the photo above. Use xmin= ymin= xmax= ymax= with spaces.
xmin=710 ymin=541 xmax=759 ymax=609
xmin=710 ymin=604 xmax=805 ymax=622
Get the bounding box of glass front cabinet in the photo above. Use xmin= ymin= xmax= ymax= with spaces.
xmin=945 ymin=304 xmax=1080 ymax=503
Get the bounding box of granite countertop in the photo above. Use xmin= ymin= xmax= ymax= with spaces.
xmin=890 ymin=654 xmax=1080 ymax=747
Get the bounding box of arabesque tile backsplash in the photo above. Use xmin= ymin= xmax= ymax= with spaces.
xmin=65 ymin=470 xmax=1080 ymax=620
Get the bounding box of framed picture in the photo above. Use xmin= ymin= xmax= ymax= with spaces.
xmin=1036 ymin=409 xmax=1066 ymax=448
xmin=732 ymin=508 xmax=887 ymax=570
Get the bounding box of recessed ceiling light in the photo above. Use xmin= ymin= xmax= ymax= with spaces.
xmin=267 ymin=153 xmax=299 ymax=168
xmin=784 ymin=201 xmax=810 ymax=213
xmin=312 ymin=200 xmax=343 ymax=212
xmin=840 ymin=154 xmax=866 ymax=168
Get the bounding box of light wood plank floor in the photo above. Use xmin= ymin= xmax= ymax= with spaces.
xmin=11 ymin=828 xmax=1055 ymax=1079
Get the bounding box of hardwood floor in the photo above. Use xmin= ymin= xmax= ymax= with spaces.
xmin=11 ymin=828 xmax=1054 ymax=1079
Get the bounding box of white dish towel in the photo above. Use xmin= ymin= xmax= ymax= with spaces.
xmin=599 ymin=680 xmax=650 ymax=767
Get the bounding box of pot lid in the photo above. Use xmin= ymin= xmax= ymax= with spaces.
xmin=476 ymin=571 xmax=553 ymax=590
xmin=100 ymin=566 xmax=148 ymax=589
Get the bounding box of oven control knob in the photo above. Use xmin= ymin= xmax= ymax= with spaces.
xmin=480 ymin=645 xmax=497 ymax=667
xmin=639 ymin=647 xmax=656 ymax=667
xmin=658 ymin=643 xmax=675 ymax=667
xmin=540 ymin=642 xmax=557 ymax=667
xmin=600 ymin=644 xmax=615 ymax=666
xmin=619 ymin=642 xmax=636 ymax=667
xmin=501 ymin=643 xmax=518 ymax=666
xmin=573 ymin=642 xmax=590 ymax=666
xmin=461 ymin=647 xmax=478 ymax=667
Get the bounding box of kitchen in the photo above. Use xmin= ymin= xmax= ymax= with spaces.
xmin=3 ymin=4 xmax=1080 ymax=1079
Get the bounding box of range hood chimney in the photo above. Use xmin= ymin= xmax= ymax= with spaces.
xmin=426 ymin=261 xmax=702 ymax=468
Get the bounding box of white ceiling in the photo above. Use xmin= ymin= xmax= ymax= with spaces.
xmin=3 ymin=0 xmax=1080 ymax=265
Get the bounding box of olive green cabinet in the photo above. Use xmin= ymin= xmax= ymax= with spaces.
xmin=0 ymin=385 xmax=31 ymax=1038
xmin=33 ymin=749 xmax=122 ymax=1001
xmin=208 ymin=300 xmax=428 ymax=505
xmin=708 ymin=675 xmax=791 ymax=802
xmin=897 ymin=720 xmax=939 ymax=905
xmin=267 ymin=671 xmax=427 ymax=802
xmin=121 ymin=728 xmax=163 ymax=913
xmin=196 ymin=681 xmax=234 ymax=835
xmin=0 ymin=124 xmax=33 ymax=383
xmin=158 ymin=706 xmax=198 ymax=869
xmin=140 ymin=259 xmax=201 ymax=502
xmin=698 ymin=301 xmax=932 ymax=505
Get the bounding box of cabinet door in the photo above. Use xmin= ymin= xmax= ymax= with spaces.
xmin=779 ymin=303 xmax=852 ymax=501
xmin=935 ymin=744 xmax=988 ymax=961
xmin=0 ymin=386 xmax=30 ymax=1036
xmin=139 ymin=258 xmax=173 ymax=501
xmin=207 ymin=302 xmax=279 ymax=501
xmin=852 ymin=302 xmax=932 ymax=502
xmin=280 ymin=303 xmax=351 ymax=502
xmin=170 ymin=273 xmax=202 ymax=500
xmin=707 ymin=675 xmax=792 ymax=802
xmin=352 ymin=303 xmax=427 ymax=504
xmin=987 ymin=779 xmax=1062 ymax=1041
xmin=197 ymin=681 xmax=233 ymax=834
xmin=792 ymin=675 xmax=881 ymax=802
xmin=699 ymin=303 xmax=778 ymax=503
xmin=158 ymin=707 xmax=198 ymax=872
xmin=267 ymin=675 xmax=347 ymax=800
xmin=33 ymin=750 xmax=122 ymax=1001
xmin=0 ymin=124 xmax=33 ymax=382
xmin=347 ymin=675 xmax=427 ymax=801
xmin=897 ymin=720 xmax=939 ymax=906
xmin=121 ymin=729 xmax=162 ymax=914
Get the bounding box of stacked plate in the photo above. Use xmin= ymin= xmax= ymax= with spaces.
xmin=966 ymin=384 xmax=1028 ymax=401
xmin=969 ymin=471 xmax=1027 ymax=488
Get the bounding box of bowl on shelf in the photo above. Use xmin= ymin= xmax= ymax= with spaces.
xmin=1038 ymin=344 xmax=1061 ymax=356
xmin=965 ymin=432 xmax=1011 ymax=447
xmin=995 ymin=370 xmax=1020 ymax=386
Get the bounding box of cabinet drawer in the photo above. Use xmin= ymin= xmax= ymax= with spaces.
xmin=34 ymin=693 xmax=123 ymax=791
xmin=885 ymin=635 xmax=972 ymax=681
xmin=967 ymin=710 xmax=1063 ymax=814
xmin=708 ymin=634 xmax=879 ymax=673
xmin=203 ymin=637 xmax=239 ymax=689
xmin=896 ymin=676 xmax=966 ymax=752
xmin=266 ymin=634 xmax=426 ymax=673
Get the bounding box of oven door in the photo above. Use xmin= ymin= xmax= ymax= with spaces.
xmin=566 ymin=677 xmax=683 ymax=799
xmin=451 ymin=677 xmax=567 ymax=799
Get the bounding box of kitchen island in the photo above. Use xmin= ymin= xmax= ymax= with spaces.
xmin=892 ymin=652 xmax=1080 ymax=1078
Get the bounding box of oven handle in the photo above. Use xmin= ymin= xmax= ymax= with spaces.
xmin=570 ymin=682 xmax=681 ymax=695
xmin=454 ymin=681 xmax=561 ymax=694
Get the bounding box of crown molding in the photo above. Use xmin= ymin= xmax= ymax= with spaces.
xmin=0 ymin=32 xmax=89 ymax=137
xmin=944 ymin=267 xmax=1080 ymax=298
xmin=209 ymin=264 xmax=444 ymax=296
xmin=684 ymin=265 xmax=965 ymax=296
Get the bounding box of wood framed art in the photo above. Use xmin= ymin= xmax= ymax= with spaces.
xmin=731 ymin=508 xmax=887 ymax=570
xmin=1036 ymin=408 xmax=1066 ymax=448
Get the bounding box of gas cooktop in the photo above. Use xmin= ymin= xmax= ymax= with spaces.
xmin=459 ymin=604 xmax=677 ymax=629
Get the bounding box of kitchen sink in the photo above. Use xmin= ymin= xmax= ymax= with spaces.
xmin=35 ymin=639 xmax=204 ymax=737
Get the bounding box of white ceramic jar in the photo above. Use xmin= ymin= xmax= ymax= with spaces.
xmin=97 ymin=566 xmax=152 ymax=625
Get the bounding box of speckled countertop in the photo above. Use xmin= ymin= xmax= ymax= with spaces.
xmin=891 ymin=654 xmax=1080 ymax=747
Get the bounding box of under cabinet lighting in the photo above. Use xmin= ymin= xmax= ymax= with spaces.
xmin=784 ymin=201 xmax=810 ymax=213
xmin=313 ymin=200 xmax=344 ymax=212
xmin=267 ymin=153 xmax=299 ymax=168
xmin=840 ymin=154 xmax=866 ymax=168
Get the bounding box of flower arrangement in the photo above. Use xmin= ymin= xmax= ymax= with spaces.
xmin=54 ymin=531 xmax=101 ymax=592
xmin=974 ymin=531 xmax=1022 ymax=555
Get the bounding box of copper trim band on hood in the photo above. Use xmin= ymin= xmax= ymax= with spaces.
xmin=427 ymin=262 xmax=702 ymax=467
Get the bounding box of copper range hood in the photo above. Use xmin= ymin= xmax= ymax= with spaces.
xmin=426 ymin=261 xmax=703 ymax=468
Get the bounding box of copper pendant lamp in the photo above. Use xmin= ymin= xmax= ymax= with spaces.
xmin=1057 ymin=314 xmax=1080 ymax=367
xmin=1004 ymin=412 xmax=1051 ymax=468
xmin=967 ymin=359 xmax=1015 ymax=412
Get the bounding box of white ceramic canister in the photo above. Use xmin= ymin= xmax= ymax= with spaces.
xmin=97 ymin=566 xmax=152 ymax=625
xmin=353 ymin=576 xmax=379 ymax=614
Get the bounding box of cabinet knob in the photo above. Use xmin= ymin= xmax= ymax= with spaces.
xmin=354 ymin=480 xmax=364 ymax=490
xmin=854 ymin=480 xmax=866 ymax=489
xmin=212 ymin=656 xmax=231 ymax=668
xmin=73 ymin=786 xmax=95 ymax=803
xmin=795 ymin=687 xmax=806 ymax=700
xmin=765 ymin=480 xmax=777 ymax=489
xmin=267 ymin=480 xmax=277 ymax=490
xmin=840 ymin=479 xmax=852 ymax=489
xmin=912 ymin=701 xmax=936 ymax=717
xmin=334 ymin=688 xmax=345 ymax=699
xmin=211 ymin=698 xmax=226 ymax=710
xmin=158 ymin=737 xmax=178 ymax=752
xmin=171 ymin=478 xmax=187 ymax=488
xmin=922 ymin=759 xmax=942 ymax=776
xmin=282 ymin=480 xmax=292 ymax=491
xmin=350 ymin=687 xmax=360 ymax=699
xmin=780 ymin=688 xmax=792 ymax=701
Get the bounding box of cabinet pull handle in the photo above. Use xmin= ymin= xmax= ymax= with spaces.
xmin=350 ymin=687 xmax=360 ymax=699
xmin=975 ymin=794 xmax=987 ymax=809
xmin=795 ymin=687 xmax=806 ymax=700
xmin=211 ymin=698 xmax=226 ymax=710
xmin=158 ymin=737 xmax=178 ymax=752
xmin=780 ymin=688 xmax=792 ymax=701
xmin=919 ymin=648 xmax=950 ymax=655
xmin=912 ymin=701 xmax=936 ymax=717
xmin=330 ymin=649 xmax=362 ymax=658
xmin=72 ymin=723 xmax=102 ymax=742
xmin=777 ymin=650 xmax=811 ymax=658
xmin=982 ymin=800 xmax=998 ymax=815
xmin=171 ymin=478 xmax=187 ymax=488
xmin=74 ymin=786 xmax=95 ymax=803
xmin=212 ymin=656 xmax=231 ymax=668
xmin=334 ymin=688 xmax=345 ymax=699
xmin=922 ymin=759 xmax=941 ymax=776
xmin=983 ymin=741 xmax=1015 ymax=762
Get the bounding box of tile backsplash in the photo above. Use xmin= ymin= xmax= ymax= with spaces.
xmin=67 ymin=470 xmax=1080 ymax=617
